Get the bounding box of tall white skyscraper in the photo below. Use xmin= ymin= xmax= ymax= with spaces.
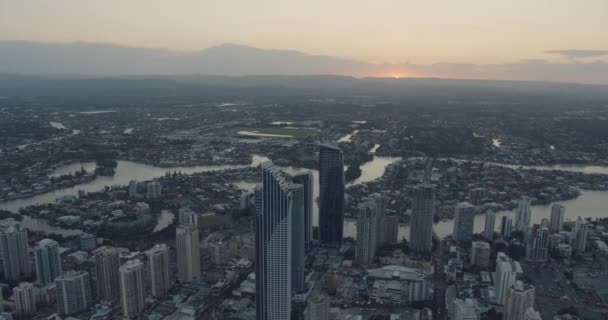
xmin=549 ymin=204 xmax=565 ymax=233
xmin=292 ymin=171 xmax=314 ymax=250
xmin=55 ymin=270 xmax=92 ymax=315
xmin=34 ymin=238 xmax=62 ymax=285
xmin=255 ymin=163 xmax=295 ymax=320
xmin=495 ymin=252 xmax=522 ymax=305
xmin=453 ymin=298 xmax=481 ymax=320
xmin=484 ymin=211 xmax=496 ymax=240
xmin=526 ymin=227 xmax=549 ymax=261
xmin=500 ymin=216 xmax=513 ymax=238
xmin=289 ymin=183 xmax=305 ymax=293
xmin=13 ymin=282 xmax=36 ymax=317
xmin=93 ymin=246 xmax=120 ymax=303
xmin=573 ymin=217 xmax=589 ymax=253
xmin=515 ymin=196 xmax=531 ymax=232
xmin=146 ymin=244 xmax=171 ymax=298
xmin=119 ymin=260 xmax=146 ymax=319
xmin=0 ymin=224 xmax=32 ymax=281
xmin=409 ymin=184 xmax=435 ymax=254
xmin=356 ymin=202 xmax=378 ymax=266
xmin=176 ymin=225 xmax=201 ymax=282
xmin=453 ymin=202 xmax=475 ymax=243
xmin=503 ymin=281 xmax=535 ymax=320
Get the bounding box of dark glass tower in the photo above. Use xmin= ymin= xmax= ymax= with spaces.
xmin=292 ymin=171 xmax=313 ymax=250
xmin=318 ymin=144 xmax=345 ymax=246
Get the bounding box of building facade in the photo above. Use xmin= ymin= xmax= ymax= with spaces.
xmin=495 ymin=252 xmax=522 ymax=305
xmin=549 ymin=204 xmax=565 ymax=233
xmin=34 ymin=238 xmax=62 ymax=286
xmin=176 ymin=225 xmax=201 ymax=282
xmin=503 ymin=281 xmax=535 ymax=320
xmin=13 ymin=282 xmax=36 ymax=317
xmin=409 ymin=184 xmax=435 ymax=254
xmin=255 ymin=163 xmax=296 ymax=320
xmin=515 ymin=196 xmax=531 ymax=232
xmin=292 ymin=171 xmax=314 ymax=250
xmin=453 ymin=202 xmax=475 ymax=243
xmin=93 ymin=246 xmax=121 ymax=303
xmin=318 ymin=144 xmax=345 ymax=246
xmin=55 ymin=270 xmax=92 ymax=315
xmin=119 ymin=260 xmax=146 ymax=319
xmin=0 ymin=225 xmax=31 ymax=281
xmin=484 ymin=211 xmax=496 ymax=240
xmin=146 ymin=244 xmax=171 ymax=298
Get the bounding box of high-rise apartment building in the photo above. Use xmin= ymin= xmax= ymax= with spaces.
xmin=495 ymin=252 xmax=522 ymax=305
xmin=515 ymin=196 xmax=531 ymax=232
xmin=500 ymin=216 xmax=513 ymax=238
xmin=318 ymin=144 xmax=344 ymax=246
xmin=55 ymin=270 xmax=92 ymax=315
xmin=526 ymin=227 xmax=549 ymax=261
xmin=409 ymin=184 xmax=435 ymax=254
xmin=93 ymin=246 xmax=120 ymax=303
xmin=119 ymin=260 xmax=146 ymax=319
xmin=255 ymin=163 xmax=296 ymax=320
xmin=178 ymin=207 xmax=198 ymax=226
xmin=549 ymin=204 xmax=565 ymax=233
xmin=145 ymin=244 xmax=171 ymax=298
xmin=503 ymin=281 xmax=535 ymax=320
xmin=356 ymin=202 xmax=378 ymax=266
xmin=289 ymin=183 xmax=305 ymax=293
xmin=470 ymin=241 xmax=491 ymax=268
xmin=0 ymin=224 xmax=32 ymax=281
xmin=146 ymin=181 xmax=161 ymax=199
xmin=573 ymin=217 xmax=589 ymax=253
xmin=13 ymin=282 xmax=36 ymax=317
xmin=176 ymin=225 xmax=200 ymax=282
xmin=292 ymin=171 xmax=314 ymax=250
xmin=304 ymin=293 xmax=330 ymax=320
xmin=484 ymin=211 xmax=496 ymax=240
xmin=453 ymin=202 xmax=475 ymax=243
xmin=34 ymin=238 xmax=62 ymax=285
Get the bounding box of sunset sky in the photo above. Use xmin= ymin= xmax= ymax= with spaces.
xmin=1 ymin=0 xmax=608 ymax=82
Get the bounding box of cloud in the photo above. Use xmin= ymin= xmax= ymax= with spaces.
xmin=545 ymin=49 xmax=608 ymax=59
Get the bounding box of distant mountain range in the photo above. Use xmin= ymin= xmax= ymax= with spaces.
xmin=1 ymin=41 xmax=608 ymax=85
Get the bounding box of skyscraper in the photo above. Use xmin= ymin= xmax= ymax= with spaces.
xmin=526 ymin=227 xmax=549 ymax=261
xmin=176 ymin=225 xmax=201 ymax=282
xmin=470 ymin=241 xmax=490 ymax=268
xmin=500 ymin=216 xmax=513 ymax=238
xmin=292 ymin=171 xmax=314 ymax=250
xmin=368 ymin=193 xmax=387 ymax=249
xmin=356 ymin=202 xmax=378 ymax=266
xmin=0 ymin=224 xmax=31 ymax=281
xmin=453 ymin=202 xmax=475 ymax=243
xmin=503 ymin=281 xmax=535 ymax=320
xmin=495 ymin=252 xmax=522 ymax=305
xmin=128 ymin=180 xmax=138 ymax=197
xmin=318 ymin=144 xmax=344 ymax=246
xmin=34 ymin=238 xmax=62 ymax=286
xmin=573 ymin=217 xmax=589 ymax=253
xmin=515 ymin=196 xmax=531 ymax=232
xmin=55 ymin=270 xmax=92 ymax=316
xmin=409 ymin=184 xmax=435 ymax=254
xmin=289 ymin=183 xmax=305 ymax=293
xmin=146 ymin=181 xmax=161 ymax=199
xmin=119 ymin=260 xmax=146 ymax=319
xmin=305 ymin=293 xmax=330 ymax=320
xmin=146 ymin=244 xmax=171 ymax=298
xmin=13 ymin=282 xmax=36 ymax=317
xmin=549 ymin=204 xmax=565 ymax=234
xmin=385 ymin=214 xmax=400 ymax=245
xmin=484 ymin=211 xmax=496 ymax=240
xmin=93 ymin=246 xmax=120 ymax=303
xmin=255 ymin=163 xmax=295 ymax=320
